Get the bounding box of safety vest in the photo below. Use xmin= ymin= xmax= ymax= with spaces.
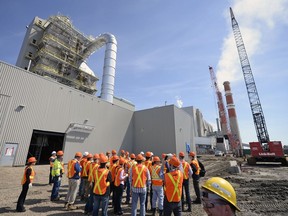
xmin=21 ymin=166 xmax=35 ymax=185
xmin=88 ymin=162 xmax=99 ymax=182
xmin=132 ymin=164 xmax=147 ymax=188
xmin=126 ymin=160 xmax=136 ymax=175
xmin=49 ymin=156 xmax=56 ymax=167
xmin=164 ymin=170 xmax=183 ymax=202
xmin=51 ymin=159 xmax=63 ymax=177
xmin=110 ymin=163 xmax=118 ymax=182
xmin=191 ymin=159 xmax=200 ymax=175
xmin=82 ymin=160 xmax=91 ymax=178
xmin=114 ymin=167 xmax=124 ymax=187
xmin=93 ymin=168 xmax=109 ymax=195
xmin=182 ymin=161 xmax=190 ymax=180
xmin=144 ymin=160 xmax=152 ymax=170
xmin=151 ymin=164 xmax=163 ymax=186
xmin=67 ymin=159 xmax=79 ymax=178
xmin=80 ymin=158 xmax=87 ymax=176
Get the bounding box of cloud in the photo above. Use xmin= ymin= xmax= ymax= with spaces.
xmin=216 ymin=0 xmax=288 ymax=90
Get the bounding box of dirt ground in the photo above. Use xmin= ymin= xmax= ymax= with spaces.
xmin=0 ymin=155 xmax=287 ymax=216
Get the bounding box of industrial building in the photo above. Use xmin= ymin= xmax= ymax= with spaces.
xmin=0 ymin=15 xmax=214 ymax=166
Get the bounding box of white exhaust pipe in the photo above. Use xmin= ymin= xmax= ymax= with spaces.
xmin=82 ymin=33 xmax=117 ymax=103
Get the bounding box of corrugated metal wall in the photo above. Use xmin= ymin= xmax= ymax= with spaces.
xmin=0 ymin=61 xmax=134 ymax=165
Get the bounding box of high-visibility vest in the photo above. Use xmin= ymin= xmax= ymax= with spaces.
xmin=51 ymin=159 xmax=63 ymax=177
xmin=191 ymin=159 xmax=200 ymax=175
xmin=114 ymin=167 xmax=124 ymax=187
xmin=93 ymin=168 xmax=109 ymax=195
xmin=126 ymin=160 xmax=136 ymax=174
xmin=110 ymin=163 xmax=118 ymax=182
xmin=164 ymin=170 xmax=183 ymax=202
xmin=182 ymin=161 xmax=190 ymax=180
xmin=132 ymin=164 xmax=147 ymax=188
xmin=144 ymin=160 xmax=152 ymax=170
xmin=49 ymin=156 xmax=56 ymax=167
xmin=67 ymin=159 xmax=79 ymax=178
xmin=88 ymin=162 xmax=99 ymax=182
xmin=151 ymin=164 xmax=163 ymax=186
xmin=80 ymin=158 xmax=87 ymax=176
xmin=82 ymin=160 xmax=91 ymax=178
xmin=21 ymin=166 xmax=35 ymax=185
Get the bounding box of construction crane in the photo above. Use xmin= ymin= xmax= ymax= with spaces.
xmin=209 ymin=66 xmax=240 ymax=156
xmin=230 ymin=7 xmax=287 ymax=165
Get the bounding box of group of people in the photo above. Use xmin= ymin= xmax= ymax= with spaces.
xmin=17 ymin=149 xmax=241 ymax=216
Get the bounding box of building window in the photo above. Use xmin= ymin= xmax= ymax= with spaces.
xmin=32 ymin=39 xmax=37 ymax=44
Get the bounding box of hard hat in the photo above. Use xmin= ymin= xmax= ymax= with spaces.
xmin=162 ymin=153 xmax=166 ymax=159
xmin=189 ymin=151 xmax=196 ymax=157
xmin=145 ymin=151 xmax=152 ymax=157
xmin=121 ymin=149 xmax=125 ymax=154
xmin=130 ymin=153 xmax=136 ymax=159
xmin=28 ymin=157 xmax=37 ymax=163
xmin=136 ymin=154 xmax=144 ymax=161
xmin=112 ymin=155 xmax=119 ymax=161
xmin=202 ymin=177 xmax=240 ymax=211
xmin=140 ymin=151 xmax=144 ymax=155
xmin=169 ymin=156 xmax=181 ymax=168
xmin=112 ymin=149 xmax=117 ymax=154
xmin=87 ymin=153 xmax=93 ymax=159
xmin=51 ymin=151 xmax=56 ymax=155
xmin=99 ymin=153 xmax=108 ymax=163
xmin=75 ymin=152 xmax=82 ymax=157
xmin=166 ymin=153 xmax=173 ymax=159
xmin=119 ymin=158 xmax=126 ymax=165
xmin=125 ymin=151 xmax=129 ymax=156
xmin=93 ymin=154 xmax=100 ymax=160
xmin=153 ymin=156 xmax=160 ymax=162
xmin=57 ymin=150 xmax=64 ymax=156
xmin=179 ymin=151 xmax=185 ymax=157
xmin=83 ymin=152 xmax=89 ymax=157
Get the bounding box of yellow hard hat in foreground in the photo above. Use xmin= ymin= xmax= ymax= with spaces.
xmin=202 ymin=177 xmax=240 ymax=211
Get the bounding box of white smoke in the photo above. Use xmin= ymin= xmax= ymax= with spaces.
xmin=175 ymin=96 xmax=183 ymax=108
xmin=216 ymin=0 xmax=288 ymax=89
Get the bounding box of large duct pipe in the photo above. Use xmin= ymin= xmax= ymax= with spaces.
xmin=82 ymin=33 xmax=117 ymax=103
xmin=223 ymin=81 xmax=243 ymax=151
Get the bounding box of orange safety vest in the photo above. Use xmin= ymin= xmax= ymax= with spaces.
xmin=182 ymin=161 xmax=190 ymax=180
xmin=164 ymin=170 xmax=183 ymax=202
xmin=21 ymin=166 xmax=35 ymax=185
xmin=82 ymin=160 xmax=91 ymax=178
xmin=126 ymin=160 xmax=136 ymax=175
xmin=67 ymin=159 xmax=79 ymax=178
xmin=191 ymin=159 xmax=200 ymax=175
xmin=144 ymin=160 xmax=152 ymax=170
xmin=132 ymin=164 xmax=148 ymax=188
xmin=93 ymin=168 xmax=109 ymax=195
xmin=151 ymin=164 xmax=163 ymax=186
xmin=109 ymin=163 xmax=118 ymax=182
xmin=88 ymin=162 xmax=99 ymax=182
xmin=114 ymin=167 xmax=124 ymax=187
xmin=80 ymin=158 xmax=87 ymax=176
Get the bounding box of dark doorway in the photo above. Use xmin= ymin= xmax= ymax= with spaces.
xmin=27 ymin=130 xmax=64 ymax=165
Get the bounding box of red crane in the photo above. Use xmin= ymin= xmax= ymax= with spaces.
xmin=209 ymin=66 xmax=239 ymax=156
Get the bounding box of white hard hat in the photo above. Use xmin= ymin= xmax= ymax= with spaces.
xmin=51 ymin=151 xmax=56 ymax=155
xmin=140 ymin=151 xmax=144 ymax=155
xmin=151 ymin=152 xmax=154 ymax=156
xmin=83 ymin=152 xmax=89 ymax=157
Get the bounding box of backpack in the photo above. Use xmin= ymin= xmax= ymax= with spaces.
xmin=198 ymin=160 xmax=206 ymax=177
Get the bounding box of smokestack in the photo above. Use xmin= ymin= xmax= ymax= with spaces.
xmin=223 ymin=81 xmax=242 ymax=151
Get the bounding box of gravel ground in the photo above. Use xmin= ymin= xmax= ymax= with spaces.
xmin=0 ymin=155 xmax=287 ymax=216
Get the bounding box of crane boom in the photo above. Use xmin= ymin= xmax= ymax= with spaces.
xmin=230 ymin=7 xmax=270 ymax=144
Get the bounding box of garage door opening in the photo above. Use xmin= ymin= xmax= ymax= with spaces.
xmin=27 ymin=130 xmax=64 ymax=165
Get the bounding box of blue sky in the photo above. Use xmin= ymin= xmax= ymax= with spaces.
xmin=1 ymin=0 xmax=287 ymax=145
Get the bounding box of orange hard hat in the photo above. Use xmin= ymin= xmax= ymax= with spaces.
xmin=87 ymin=153 xmax=93 ymax=159
xmin=75 ymin=152 xmax=82 ymax=157
xmin=136 ymin=154 xmax=144 ymax=161
xmin=189 ymin=152 xmax=196 ymax=157
xmin=169 ymin=156 xmax=181 ymax=168
xmin=145 ymin=151 xmax=152 ymax=157
xmin=93 ymin=154 xmax=100 ymax=159
xmin=162 ymin=153 xmax=166 ymax=159
xmin=130 ymin=153 xmax=136 ymax=159
xmin=28 ymin=157 xmax=37 ymax=163
xmin=112 ymin=149 xmax=117 ymax=154
xmin=179 ymin=151 xmax=185 ymax=157
xmin=153 ymin=156 xmax=160 ymax=162
xmin=121 ymin=149 xmax=125 ymax=154
xmin=112 ymin=155 xmax=119 ymax=161
xmin=57 ymin=150 xmax=64 ymax=156
xmin=119 ymin=158 xmax=126 ymax=165
xmin=125 ymin=151 xmax=129 ymax=156
xmin=99 ymin=153 xmax=108 ymax=163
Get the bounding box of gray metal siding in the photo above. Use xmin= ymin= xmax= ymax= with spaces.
xmin=0 ymin=61 xmax=133 ymax=165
